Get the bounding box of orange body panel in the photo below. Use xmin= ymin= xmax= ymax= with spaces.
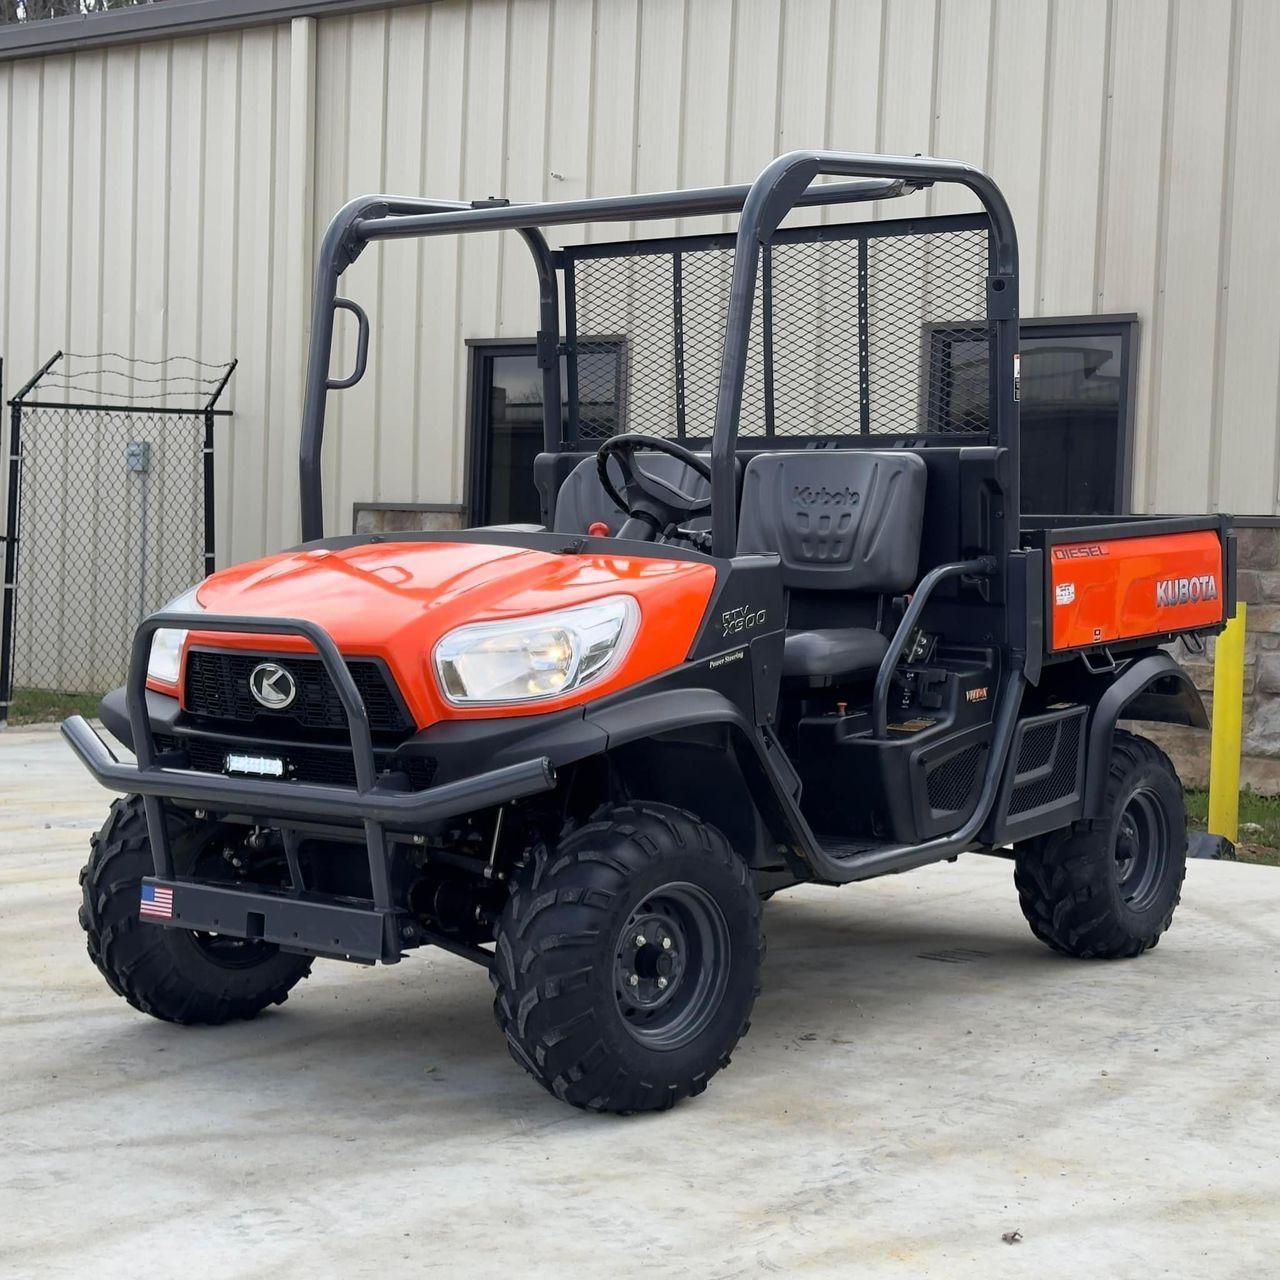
xmin=151 ymin=540 xmax=716 ymax=728
xmin=1049 ymin=530 xmax=1225 ymax=651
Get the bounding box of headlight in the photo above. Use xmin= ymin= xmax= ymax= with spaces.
xmin=147 ymin=585 xmax=205 ymax=686
xmin=435 ymin=596 xmax=639 ymax=705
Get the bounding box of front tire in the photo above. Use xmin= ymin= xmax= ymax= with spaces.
xmin=1014 ymin=730 xmax=1187 ymax=959
xmin=491 ymin=802 xmax=763 ymax=1114
xmin=79 ymin=795 xmax=313 ymax=1024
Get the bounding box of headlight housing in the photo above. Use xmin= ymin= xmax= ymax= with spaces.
xmin=146 ymin=584 xmax=205 ymax=687
xmin=434 ymin=596 xmax=639 ymax=705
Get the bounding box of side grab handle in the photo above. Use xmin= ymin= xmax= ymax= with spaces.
xmin=327 ymin=297 xmax=370 ymax=390
xmin=872 ymin=556 xmax=996 ymax=738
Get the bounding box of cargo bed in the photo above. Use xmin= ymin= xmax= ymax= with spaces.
xmin=1022 ymin=515 xmax=1235 ymax=661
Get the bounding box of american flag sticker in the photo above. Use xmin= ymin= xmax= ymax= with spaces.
xmin=139 ymin=882 xmax=174 ymax=920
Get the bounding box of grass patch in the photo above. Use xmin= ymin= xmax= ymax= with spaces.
xmin=5 ymin=687 xmax=102 ymax=726
xmin=1184 ymin=788 xmax=1280 ymax=867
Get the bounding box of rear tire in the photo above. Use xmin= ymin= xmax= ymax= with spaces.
xmin=491 ymin=802 xmax=763 ymax=1114
xmin=1014 ymin=730 xmax=1187 ymax=959
xmin=79 ymin=795 xmax=312 ymax=1024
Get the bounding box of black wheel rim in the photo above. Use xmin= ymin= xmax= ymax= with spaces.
xmin=1113 ymin=785 xmax=1171 ymax=910
xmin=612 ymin=882 xmax=731 ymax=1050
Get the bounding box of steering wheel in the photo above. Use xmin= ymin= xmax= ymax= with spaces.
xmin=595 ymin=433 xmax=713 ymax=541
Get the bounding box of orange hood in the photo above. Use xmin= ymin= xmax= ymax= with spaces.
xmin=176 ymin=539 xmax=717 ymax=728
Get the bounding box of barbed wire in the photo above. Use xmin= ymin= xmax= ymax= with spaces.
xmin=16 ymin=351 xmax=235 ymax=409
xmin=62 ymin=350 xmax=232 ymax=371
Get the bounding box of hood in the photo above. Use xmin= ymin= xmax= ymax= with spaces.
xmin=184 ymin=539 xmax=716 ymax=728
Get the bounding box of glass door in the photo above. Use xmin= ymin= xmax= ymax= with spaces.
xmin=467 ymin=346 xmax=548 ymax=526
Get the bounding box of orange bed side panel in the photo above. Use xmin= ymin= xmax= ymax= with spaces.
xmin=1049 ymin=529 xmax=1225 ymax=652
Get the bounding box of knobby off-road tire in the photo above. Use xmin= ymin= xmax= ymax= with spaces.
xmin=491 ymin=802 xmax=764 ymax=1114
xmin=79 ymin=794 xmax=312 ymax=1024
xmin=1014 ymin=730 xmax=1187 ymax=959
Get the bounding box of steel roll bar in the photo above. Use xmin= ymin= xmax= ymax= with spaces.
xmin=298 ymin=173 xmax=912 ymax=541
xmin=298 ymin=152 xmax=1019 ymax=554
xmin=708 ymin=151 xmax=1020 ymax=557
xmin=299 ymin=195 xmax=562 ymax=542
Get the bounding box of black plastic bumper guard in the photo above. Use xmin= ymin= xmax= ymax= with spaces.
xmin=62 ymin=611 xmax=557 ymax=963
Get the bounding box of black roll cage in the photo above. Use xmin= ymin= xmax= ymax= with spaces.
xmin=299 ymin=150 xmax=1021 ymax=559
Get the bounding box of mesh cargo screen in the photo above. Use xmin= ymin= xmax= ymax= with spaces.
xmin=563 ymin=215 xmax=992 ymax=445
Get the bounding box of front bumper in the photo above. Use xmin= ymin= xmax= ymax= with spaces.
xmin=135 ymin=876 xmax=402 ymax=964
xmin=62 ymin=714 xmax=556 ymax=827
xmin=62 ymin=609 xmax=558 ymax=965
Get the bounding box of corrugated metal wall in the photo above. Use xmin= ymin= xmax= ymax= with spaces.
xmin=2 ymin=0 xmax=1278 ymax=579
xmin=0 ymin=22 xmax=294 ymax=568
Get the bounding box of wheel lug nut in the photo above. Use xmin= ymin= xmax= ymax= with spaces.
xmin=629 ymin=974 xmax=639 ymax=987
xmin=661 ymin=937 xmax=672 ymax=950
xmin=635 ymin=933 xmax=646 ymax=947
xmin=657 ymin=976 xmax=668 ymax=990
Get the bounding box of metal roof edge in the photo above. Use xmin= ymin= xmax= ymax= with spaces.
xmin=0 ymin=0 xmax=435 ymax=61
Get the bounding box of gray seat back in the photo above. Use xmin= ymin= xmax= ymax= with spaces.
xmin=553 ymin=453 xmax=713 ymax=535
xmin=736 ymin=450 xmax=927 ymax=592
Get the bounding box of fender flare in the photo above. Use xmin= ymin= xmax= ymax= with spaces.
xmin=588 ymin=688 xmax=799 ymax=805
xmin=428 ymin=687 xmax=783 ymax=792
xmin=1083 ymin=651 xmax=1208 ymax=815
xmin=586 ymin=687 xmax=757 ymax=748
xmin=586 ymin=688 xmax=812 ymax=863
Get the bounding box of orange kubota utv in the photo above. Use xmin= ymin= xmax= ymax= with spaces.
xmin=64 ymin=152 xmax=1234 ymax=1113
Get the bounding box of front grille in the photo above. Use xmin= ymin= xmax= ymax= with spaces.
xmin=154 ymin=734 xmax=437 ymax=790
xmin=184 ymin=650 xmax=412 ymax=735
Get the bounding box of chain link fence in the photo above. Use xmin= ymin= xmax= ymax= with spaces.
xmin=0 ymin=352 xmax=234 ymax=722
xmin=562 ymin=213 xmax=992 ymax=447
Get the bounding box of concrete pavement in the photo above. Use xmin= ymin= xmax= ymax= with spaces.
xmin=2 ymin=725 xmax=1278 ymax=1278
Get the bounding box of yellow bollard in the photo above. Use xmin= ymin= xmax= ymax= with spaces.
xmin=1207 ymin=602 xmax=1247 ymax=842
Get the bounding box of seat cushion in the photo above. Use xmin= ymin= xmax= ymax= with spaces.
xmin=783 ymin=627 xmax=888 ymax=680
xmin=737 ymin=450 xmax=927 ymax=593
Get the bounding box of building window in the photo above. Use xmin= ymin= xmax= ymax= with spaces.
xmin=466 ymin=339 xmax=623 ymax=525
xmin=1018 ymin=318 xmax=1137 ymax=515
xmin=930 ymin=315 xmax=1138 ymax=515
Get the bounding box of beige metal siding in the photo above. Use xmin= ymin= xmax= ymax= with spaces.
xmin=2 ymin=0 xmax=1279 ymax=598
xmin=1219 ymin=0 xmax=1280 ymax=514
xmin=0 ymin=25 xmax=293 ymax=575
xmin=1150 ymin=0 xmax=1235 ymax=513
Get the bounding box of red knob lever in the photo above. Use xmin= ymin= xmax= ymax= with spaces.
xmin=587 ymin=521 xmax=610 ymax=538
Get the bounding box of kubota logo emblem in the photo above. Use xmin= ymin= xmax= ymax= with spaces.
xmin=248 ymin=662 xmax=297 ymax=710
xmin=793 ymin=485 xmax=859 ymax=507
xmin=1155 ymin=575 xmax=1218 ymax=607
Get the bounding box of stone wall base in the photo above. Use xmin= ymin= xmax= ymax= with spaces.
xmin=352 ymin=503 xmax=465 ymax=534
xmin=1122 ymin=721 xmax=1280 ymax=794
xmin=1124 ymin=524 xmax=1280 ymax=796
